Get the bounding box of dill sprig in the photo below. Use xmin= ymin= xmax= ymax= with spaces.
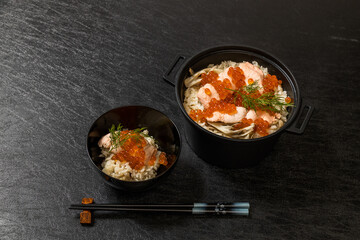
xmin=243 ymin=81 xmax=260 ymax=94
xmin=232 ymin=81 xmax=261 ymax=105
xmin=109 ymin=123 xmax=149 ymax=151
xmin=226 ymin=83 xmax=294 ymax=113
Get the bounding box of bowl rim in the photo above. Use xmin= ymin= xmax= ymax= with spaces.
xmin=174 ymin=45 xmax=302 ymax=142
xmin=86 ymin=105 xmax=182 ymax=184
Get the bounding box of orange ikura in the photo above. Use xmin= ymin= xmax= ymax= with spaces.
xmin=111 ymin=130 xmax=167 ymax=170
xmin=262 ymin=74 xmax=282 ymax=93
xmin=233 ymin=118 xmax=270 ymax=136
xmin=185 ymin=61 xmax=294 ymax=139
xmin=205 ymin=88 xmax=211 ymax=96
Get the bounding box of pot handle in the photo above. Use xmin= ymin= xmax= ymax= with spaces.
xmin=163 ymin=55 xmax=186 ymax=86
xmin=286 ymin=103 xmax=314 ymax=134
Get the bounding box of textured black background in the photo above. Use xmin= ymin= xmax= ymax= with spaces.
xmin=0 ymin=0 xmax=359 ymax=239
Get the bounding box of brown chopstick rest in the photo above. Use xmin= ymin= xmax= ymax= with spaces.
xmin=80 ymin=198 xmax=94 ymax=225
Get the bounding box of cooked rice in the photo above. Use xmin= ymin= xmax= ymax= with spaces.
xmin=183 ymin=61 xmax=290 ymax=139
xmin=99 ymin=130 xmax=161 ymax=181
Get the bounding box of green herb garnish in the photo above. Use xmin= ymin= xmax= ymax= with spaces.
xmin=226 ymin=82 xmax=294 ymax=113
xmin=243 ymin=81 xmax=260 ymax=94
xmin=109 ymin=124 xmax=149 ymax=151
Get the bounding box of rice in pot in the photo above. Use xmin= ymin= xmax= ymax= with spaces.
xmin=183 ymin=61 xmax=293 ymax=139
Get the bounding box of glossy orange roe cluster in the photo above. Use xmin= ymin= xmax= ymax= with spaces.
xmin=190 ymin=98 xmax=237 ymax=122
xmin=148 ymin=151 xmax=167 ymax=166
xmin=111 ymin=130 xmax=167 ymax=170
xmin=262 ymin=74 xmax=282 ymax=93
xmin=233 ymin=118 xmax=253 ymax=129
xmin=205 ymin=88 xmax=211 ymax=96
xmin=213 ymin=78 xmax=233 ymax=99
xmin=158 ymin=152 xmax=167 ymax=165
xmin=200 ymin=68 xmax=246 ymax=100
xmin=228 ymin=67 xmax=246 ymax=89
xmin=254 ymin=118 xmax=270 ymax=136
xmin=190 ymin=68 xmax=247 ymax=122
xmin=201 ymin=71 xmax=218 ymax=86
xmin=233 ymin=118 xmax=270 ymax=136
xmin=201 ymin=71 xmax=231 ymax=100
xmin=191 ymin=68 xmax=279 ymax=135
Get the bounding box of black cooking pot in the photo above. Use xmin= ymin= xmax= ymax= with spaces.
xmin=163 ymin=46 xmax=313 ymax=168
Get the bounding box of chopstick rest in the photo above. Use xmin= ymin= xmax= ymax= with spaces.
xmin=79 ymin=198 xmax=94 ymax=225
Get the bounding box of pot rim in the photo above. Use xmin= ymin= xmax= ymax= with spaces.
xmin=86 ymin=105 xmax=182 ymax=184
xmin=174 ymin=45 xmax=302 ymax=143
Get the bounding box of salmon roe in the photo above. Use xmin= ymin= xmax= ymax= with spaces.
xmin=191 ymin=68 xmax=247 ymax=122
xmin=227 ymin=67 xmax=246 ymax=89
xmin=201 ymin=71 xmax=218 ymax=86
xmin=158 ymin=152 xmax=167 ymax=165
xmin=111 ymin=130 xmax=167 ymax=170
xmin=205 ymin=88 xmax=211 ymax=96
xmin=191 ymin=68 xmax=280 ymax=136
xmin=233 ymin=118 xmax=270 ymax=136
xmin=233 ymin=118 xmax=252 ymax=129
xmin=285 ymin=96 xmax=292 ymax=103
xmin=262 ymin=74 xmax=282 ymax=93
xmin=200 ymin=68 xmax=246 ymax=100
xmin=190 ymin=98 xmax=237 ymax=122
xmin=201 ymin=71 xmax=232 ymax=100
xmin=254 ymin=118 xmax=270 ymax=136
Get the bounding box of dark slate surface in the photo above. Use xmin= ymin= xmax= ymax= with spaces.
xmin=0 ymin=0 xmax=359 ymax=239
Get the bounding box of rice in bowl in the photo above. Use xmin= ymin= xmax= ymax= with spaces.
xmin=98 ymin=125 xmax=168 ymax=181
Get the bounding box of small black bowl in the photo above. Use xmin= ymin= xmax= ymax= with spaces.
xmin=86 ymin=106 xmax=182 ymax=191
